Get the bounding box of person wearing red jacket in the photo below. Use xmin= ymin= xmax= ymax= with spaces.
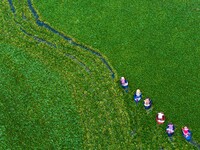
xmin=182 ymin=126 xmax=192 ymax=141
xmin=156 ymin=112 xmax=165 ymax=124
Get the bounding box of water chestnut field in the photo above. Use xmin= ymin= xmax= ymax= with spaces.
xmin=1 ymin=0 xmax=200 ymax=149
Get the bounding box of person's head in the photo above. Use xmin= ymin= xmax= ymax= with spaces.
xmin=183 ymin=127 xmax=189 ymax=134
xmin=136 ymin=89 xmax=141 ymax=96
xmin=183 ymin=126 xmax=188 ymax=130
xmin=120 ymin=77 xmax=125 ymax=83
xmin=144 ymin=98 xmax=150 ymax=104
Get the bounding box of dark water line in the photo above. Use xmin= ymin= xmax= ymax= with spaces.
xmin=20 ymin=28 xmax=57 ymax=48
xmin=20 ymin=27 xmax=91 ymax=72
xmin=7 ymin=0 xmax=115 ymax=78
xmin=100 ymin=58 xmax=115 ymax=79
xmin=27 ymin=0 xmax=39 ymax=19
xmin=36 ymin=20 xmax=73 ymax=41
xmin=14 ymin=20 xmax=56 ymax=48
xmin=65 ymin=54 xmax=90 ymax=73
xmin=6 ymin=0 xmax=91 ymax=72
xmin=27 ymin=0 xmax=115 ymax=78
xmin=6 ymin=1 xmax=56 ymax=48
xmin=20 ymin=28 xmax=91 ymax=72
xmin=190 ymin=140 xmax=200 ymax=149
xmin=7 ymin=0 xmax=16 ymax=13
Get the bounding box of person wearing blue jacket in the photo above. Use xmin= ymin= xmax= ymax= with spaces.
xmin=133 ymin=89 xmax=142 ymax=103
xmin=144 ymin=98 xmax=152 ymax=110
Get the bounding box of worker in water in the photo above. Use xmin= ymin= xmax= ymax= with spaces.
xmin=120 ymin=77 xmax=128 ymax=92
xmin=182 ymin=126 xmax=192 ymax=141
xmin=134 ymin=89 xmax=142 ymax=103
xmin=156 ymin=112 xmax=165 ymax=124
xmin=166 ymin=123 xmax=175 ymax=137
xmin=144 ymin=98 xmax=152 ymax=110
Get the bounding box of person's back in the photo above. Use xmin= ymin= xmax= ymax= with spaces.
xmin=182 ymin=126 xmax=192 ymax=141
xmin=182 ymin=126 xmax=190 ymax=136
xmin=166 ymin=123 xmax=175 ymax=137
xmin=120 ymin=77 xmax=128 ymax=87
xmin=144 ymin=98 xmax=152 ymax=109
xmin=120 ymin=77 xmax=128 ymax=92
xmin=156 ymin=112 xmax=165 ymax=124
xmin=134 ymin=89 xmax=142 ymax=103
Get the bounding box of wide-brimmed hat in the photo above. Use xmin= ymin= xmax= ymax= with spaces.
xmin=158 ymin=112 xmax=164 ymax=119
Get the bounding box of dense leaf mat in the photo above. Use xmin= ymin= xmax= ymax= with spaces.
xmin=1 ymin=0 xmax=199 ymax=149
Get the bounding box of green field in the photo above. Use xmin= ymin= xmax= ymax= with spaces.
xmin=1 ymin=0 xmax=200 ymax=149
